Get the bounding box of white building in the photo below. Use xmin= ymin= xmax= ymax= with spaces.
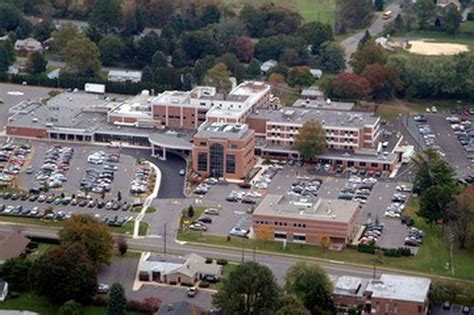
xmin=108 ymin=70 xmax=142 ymax=83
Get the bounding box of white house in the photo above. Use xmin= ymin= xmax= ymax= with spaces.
xmin=108 ymin=70 xmax=142 ymax=83
xmin=0 ymin=281 xmax=8 ymax=302
xmin=260 ymin=60 xmax=278 ymax=74
xmin=14 ymin=38 xmax=43 ymax=53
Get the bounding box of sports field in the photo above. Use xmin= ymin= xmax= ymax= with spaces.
xmin=224 ymin=0 xmax=336 ymax=25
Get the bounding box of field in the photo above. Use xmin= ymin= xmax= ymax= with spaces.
xmin=393 ymin=31 xmax=474 ymax=55
xmin=224 ymin=0 xmax=336 ymax=25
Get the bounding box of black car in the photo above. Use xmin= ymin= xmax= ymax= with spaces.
xmin=242 ymin=197 xmax=257 ymax=204
xmin=198 ymin=217 xmax=213 ymax=224
xmin=238 ymin=182 xmax=252 ymax=189
xmin=225 ymin=196 xmax=238 ymax=202
xmin=79 ymin=199 xmax=88 ymax=207
xmin=20 ymin=194 xmax=29 ymax=201
xmin=29 ymin=194 xmax=39 ymax=202
xmin=97 ymin=201 xmax=105 ymax=209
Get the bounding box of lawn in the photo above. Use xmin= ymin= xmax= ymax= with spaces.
xmin=132 ymin=206 xmax=157 ymax=214
xmin=0 ymin=292 xmax=142 ymax=315
xmin=181 ymin=206 xmax=206 ymax=224
xmin=459 ymin=21 xmax=474 ymax=34
xmin=377 ymin=98 xmax=467 ymax=121
xmin=177 ymin=200 xmax=474 ymax=281
xmin=111 ymin=221 xmax=149 ymax=236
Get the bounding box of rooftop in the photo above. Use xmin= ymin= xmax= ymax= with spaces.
xmin=366 ymin=274 xmax=431 ymax=303
xmin=293 ymin=98 xmax=355 ymax=111
xmin=0 ymin=231 xmax=30 ymax=263
xmin=109 ymin=93 xmax=153 ymax=119
xmin=333 ymin=276 xmax=367 ymax=297
xmin=253 ymin=194 xmax=360 ymax=223
xmin=250 ymin=108 xmax=378 ymax=129
xmin=194 ymin=122 xmax=252 ymax=141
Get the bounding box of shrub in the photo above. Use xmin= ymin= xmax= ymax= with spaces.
xmin=168 ymin=281 xmax=177 ymax=285
xmin=180 ymin=282 xmax=194 ymax=287
xmin=205 ymin=258 xmax=213 ymax=264
xmin=9 ymin=291 xmax=20 ymax=299
xmin=357 ymin=243 xmax=376 ymax=254
xmin=199 ymin=281 xmax=210 ymax=288
xmin=216 ymin=259 xmax=228 ymax=266
xmin=91 ymin=294 xmax=108 ymax=306
xmin=467 ymin=12 xmax=474 ymax=21
xmin=128 ymin=297 xmax=161 ymax=313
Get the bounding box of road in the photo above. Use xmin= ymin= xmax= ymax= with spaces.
xmin=341 ymin=1 xmax=403 ymax=71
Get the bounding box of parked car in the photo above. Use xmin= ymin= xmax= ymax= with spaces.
xmin=186 ymin=287 xmax=197 ymax=298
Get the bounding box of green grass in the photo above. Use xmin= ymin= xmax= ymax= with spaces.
xmin=0 ymin=291 xmax=142 ymax=315
xmin=110 ymin=221 xmax=149 ymax=236
xmin=177 ymin=201 xmax=474 ymax=281
xmin=207 ymin=263 xmax=238 ymax=290
xmin=459 ymin=21 xmax=474 ymax=34
xmin=132 ymin=206 xmax=156 ymax=214
xmin=181 ymin=206 xmax=206 ymax=224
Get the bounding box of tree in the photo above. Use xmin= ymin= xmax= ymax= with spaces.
xmin=180 ymin=31 xmax=219 ymax=61
xmin=31 ymin=243 xmax=97 ymax=303
xmin=331 ymin=72 xmax=372 ymax=100
xmin=59 ymin=214 xmax=114 ymax=267
xmin=337 ymin=0 xmax=373 ymax=31
xmin=33 ymin=20 xmax=55 ymax=42
xmin=374 ymin=0 xmax=384 ymax=11
xmin=285 ymin=262 xmax=335 ymax=314
xmin=359 ymin=30 xmax=372 ymax=47
xmin=298 ymin=22 xmax=334 ymax=52
xmin=142 ymin=0 xmax=175 ymax=27
xmin=415 ymin=0 xmax=436 ymax=30
xmin=121 ymin=0 xmax=144 ymax=36
xmin=293 ymin=120 xmax=327 ymax=161
xmin=107 ymin=283 xmax=127 ymax=315
xmin=245 ymin=58 xmax=261 ymax=78
xmin=182 ymin=72 xmax=194 ymax=91
xmin=152 ymin=51 xmax=168 ymax=68
xmin=276 ymin=294 xmax=310 ymax=315
xmin=419 ymin=184 xmax=458 ymax=226
xmin=0 ymin=46 xmax=11 ymax=73
xmin=89 ymin=0 xmax=122 ymax=33
xmin=233 ymin=36 xmax=254 ymax=62
xmin=280 ymin=48 xmax=300 ymax=67
xmin=171 ymin=49 xmax=187 ymax=68
xmin=61 ymin=37 xmax=101 ymax=78
xmin=287 ymin=66 xmax=315 ymax=89
xmin=213 ymin=262 xmax=280 ymax=315
xmin=446 ymin=186 xmax=474 ymax=249
xmin=187 ymin=205 xmax=194 ymax=218
xmin=319 ymin=41 xmax=346 ymax=73
xmin=362 ymin=64 xmax=401 ymax=99
xmin=350 ymin=43 xmax=387 ymax=74
xmin=412 ymin=149 xmax=456 ymax=194
xmin=0 ymin=3 xmax=23 ymax=33
xmin=0 ymin=256 xmax=32 ymax=291
xmin=200 ymin=4 xmax=221 ymax=26
xmin=442 ymin=4 xmax=463 ymax=34
xmin=51 ymin=23 xmax=80 ymax=53
xmin=204 ymin=63 xmax=232 ymax=95
xmin=26 ymin=51 xmax=47 ymax=74
xmin=99 ymin=35 xmax=126 ymax=67
xmin=116 ymin=236 xmax=128 ymax=256
xmin=254 ymin=35 xmax=303 ymax=62
xmin=58 ymin=300 xmax=83 ymax=315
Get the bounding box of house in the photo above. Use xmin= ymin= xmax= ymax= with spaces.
xmin=309 ymin=69 xmax=323 ymax=79
xmin=14 ymin=38 xmax=43 ymax=53
xmin=436 ymin=0 xmax=461 ymax=9
xmin=260 ymin=60 xmax=278 ymax=74
xmin=107 ymin=70 xmax=142 ymax=83
xmin=157 ymin=301 xmax=205 ymax=315
xmin=0 ymin=231 xmax=30 ymax=264
xmin=0 ymin=281 xmax=8 ymax=302
xmin=138 ymin=253 xmax=222 ymax=284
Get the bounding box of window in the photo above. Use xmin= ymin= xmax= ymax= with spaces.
xmin=359 ymin=161 xmax=366 ymax=167
xmin=197 ymin=153 xmax=207 ymax=172
xmin=274 ymin=232 xmax=287 ymax=240
xmin=371 ymin=162 xmax=378 ymax=168
xmin=293 ymin=234 xmax=306 ymax=241
xmin=209 ymin=143 xmax=224 ymax=177
xmin=200 ymin=142 xmax=207 ymax=146
xmin=226 ymin=155 xmax=236 ymax=174
xmin=417 ymin=305 xmax=422 ymax=313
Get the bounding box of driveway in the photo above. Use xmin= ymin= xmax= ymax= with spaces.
xmin=341 ymin=1 xmax=403 ymax=70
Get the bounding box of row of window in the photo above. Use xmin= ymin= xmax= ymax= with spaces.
xmin=197 ymin=151 xmax=236 ymax=174
xmin=274 ymin=233 xmax=306 ymax=241
xmin=255 ymin=221 xmax=307 ymax=228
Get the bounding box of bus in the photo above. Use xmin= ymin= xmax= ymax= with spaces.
xmin=383 ymin=10 xmax=393 ymax=20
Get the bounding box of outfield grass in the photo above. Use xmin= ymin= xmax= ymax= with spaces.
xmin=177 ymin=199 xmax=474 ymax=281
xmin=0 ymin=292 xmax=142 ymax=315
xmin=459 ymin=21 xmax=474 ymax=34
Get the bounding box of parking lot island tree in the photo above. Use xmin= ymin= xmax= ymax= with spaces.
xmin=293 ymin=119 xmax=327 ymax=161
xmin=59 ymin=214 xmax=114 ymax=267
xmin=285 ymin=262 xmax=335 ymax=315
xmin=213 ymin=261 xmax=280 ymax=315
xmin=107 ymin=283 xmax=127 ymax=315
xmin=30 ymin=242 xmax=97 ymax=304
xmin=116 ymin=235 xmax=128 ymax=256
xmin=446 ymin=185 xmax=474 ymax=249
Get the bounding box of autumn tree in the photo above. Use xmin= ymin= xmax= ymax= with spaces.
xmin=213 ymin=262 xmax=280 ymax=315
xmin=233 ymin=36 xmax=254 ymax=62
xmin=350 ymin=43 xmax=387 ymax=74
xmin=331 ymin=72 xmax=372 ymax=100
xmin=287 ymin=66 xmax=315 ymax=89
xmin=26 ymin=51 xmax=47 ymax=74
xmin=293 ymin=120 xmax=327 ymax=161
xmin=204 ymin=63 xmax=232 ymax=95
xmin=362 ymin=64 xmax=401 ymax=99
xmin=30 ymin=243 xmax=97 ymax=303
xmin=285 ymin=262 xmax=335 ymax=314
xmin=51 ymin=23 xmax=80 ymax=52
xmin=59 ymin=214 xmax=114 ymax=267
xmin=142 ymin=0 xmax=175 ymax=27
xmin=61 ymin=37 xmax=101 ymax=78
xmin=116 ymin=236 xmax=128 ymax=256
xmin=446 ymin=186 xmax=474 ymax=249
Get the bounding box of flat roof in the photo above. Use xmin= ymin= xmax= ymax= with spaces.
xmin=109 ymin=94 xmax=153 ymax=118
xmin=253 ymin=194 xmax=360 ymax=223
xmin=194 ymin=122 xmax=251 ymax=141
xmin=366 ymin=274 xmax=431 ymax=303
xmin=293 ymin=98 xmax=355 ymax=111
xmin=250 ymin=108 xmax=379 ymax=129
xmin=148 ymin=130 xmax=193 ymax=150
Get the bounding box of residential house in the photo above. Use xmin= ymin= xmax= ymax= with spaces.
xmin=0 ymin=281 xmax=8 ymax=302
xmin=260 ymin=60 xmax=278 ymax=74
xmin=138 ymin=253 xmax=222 ymax=284
xmin=14 ymin=38 xmax=43 ymax=53
xmin=0 ymin=231 xmax=30 ymax=264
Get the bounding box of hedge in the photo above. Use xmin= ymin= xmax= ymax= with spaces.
xmin=216 ymin=259 xmax=228 ymax=266
xmin=198 ymin=281 xmax=210 ymax=288
xmin=180 ymin=282 xmax=195 ymax=287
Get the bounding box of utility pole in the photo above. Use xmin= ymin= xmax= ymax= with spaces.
xmin=163 ymin=223 xmax=167 ymax=254
xmin=241 ymin=239 xmax=245 ymax=262
xmin=253 ymin=245 xmax=257 ymax=262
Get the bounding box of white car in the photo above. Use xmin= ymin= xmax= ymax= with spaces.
xmin=431 ymin=106 xmax=438 ymax=113
xmin=426 ymin=107 xmax=431 ymax=113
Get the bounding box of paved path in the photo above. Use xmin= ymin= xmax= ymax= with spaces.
xmin=340 ymin=1 xmax=403 ymax=71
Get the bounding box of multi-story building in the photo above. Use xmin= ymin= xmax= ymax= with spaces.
xmin=252 ymin=194 xmax=360 ymax=246
xmin=332 ymin=274 xmax=431 ymax=315
xmin=191 ymin=122 xmax=255 ymax=179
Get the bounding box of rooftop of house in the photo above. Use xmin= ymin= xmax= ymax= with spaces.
xmin=366 ymin=274 xmax=431 ymax=303
xmin=249 ymin=107 xmax=379 ymax=129
xmin=0 ymin=231 xmax=30 ymax=263
xmin=194 ymin=122 xmax=252 ymax=141
xmin=253 ymin=194 xmax=360 ymax=223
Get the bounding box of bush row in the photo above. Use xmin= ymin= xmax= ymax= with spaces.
xmin=356 ymin=243 xmax=412 ymax=257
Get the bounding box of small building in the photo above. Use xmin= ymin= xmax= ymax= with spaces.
xmin=108 ymin=70 xmax=142 ymax=83
xmin=157 ymin=301 xmax=205 ymax=315
xmin=138 ymin=252 xmax=222 ymax=284
xmin=252 ymin=195 xmax=361 ymax=246
xmin=309 ymin=69 xmax=323 ymax=79
xmin=14 ymin=38 xmax=43 ymax=53
xmin=0 ymin=231 xmax=30 ymax=264
xmin=300 ymin=87 xmax=324 ymax=100
xmin=260 ymin=60 xmax=278 ymax=74
xmin=0 ymin=281 xmax=8 ymax=302
xmin=436 ymin=0 xmax=461 ymax=9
